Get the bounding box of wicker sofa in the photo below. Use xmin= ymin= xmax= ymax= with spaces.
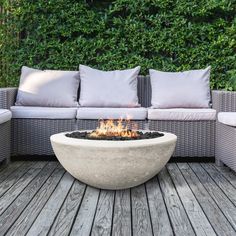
xmin=212 ymin=91 xmax=236 ymax=169
xmin=0 ymin=109 xmax=12 ymax=164
xmin=1 ymin=77 xmax=232 ymax=160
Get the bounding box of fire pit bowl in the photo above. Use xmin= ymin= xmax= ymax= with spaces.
xmin=50 ymin=131 xmax=177 ymax=190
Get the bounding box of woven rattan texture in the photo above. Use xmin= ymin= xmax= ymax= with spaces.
xmin=149 ymin=120 xmax=215 ymax=157
xmin=0 ymin=121 xmax=11 ymax=163
xmin=212 ymin=90 xmax=236 ymax=112
xmin=11 ymin=119 xmax=76 ymax=156
xmin=216 ymin=123 xmax=236 ymax=171
xmin=0 ymin=88 xmax=17 ymax=109
xmin=137 ymin=75 xmax=151 ymax=108
xmin=213 ymin=90 xmax=236 ymax=168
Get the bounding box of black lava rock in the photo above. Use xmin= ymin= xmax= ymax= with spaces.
xmin=65 ymin=131 xmax=164 ymax=141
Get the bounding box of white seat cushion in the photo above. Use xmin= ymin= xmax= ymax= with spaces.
xmin=218 ymin=112 xmax=236 ymax=127
xmin=76 ymin=107 xmax=147 ymax=120
xmin=0 ymin=109 xmax=12 ymax=124
xmin=11 ymin=106 xmax=77 ymax=119
xmin=148 ymin=108 xmax=216 ymax=121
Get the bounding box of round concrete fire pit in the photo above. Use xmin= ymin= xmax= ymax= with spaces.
xmin=50 ymin=131 xmax=177 ymax=190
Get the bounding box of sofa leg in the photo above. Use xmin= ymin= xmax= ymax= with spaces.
xmin=215 ymin=158 xmax=224 ymax=167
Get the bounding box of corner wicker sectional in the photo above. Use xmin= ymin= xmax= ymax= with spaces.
xmin=1 ymin=77 xmax=235 ymax=164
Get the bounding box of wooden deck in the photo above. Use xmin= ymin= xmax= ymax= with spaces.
xmin=0 ymin=161 xmax=236 ymax=236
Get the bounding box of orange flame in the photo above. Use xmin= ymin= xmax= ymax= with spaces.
xmin=89 ymin=119 xmax=139 ymax=138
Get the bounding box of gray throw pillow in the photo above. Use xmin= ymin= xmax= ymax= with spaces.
xmin=149 ymin=66 xmax=211 ymax=108
xmin=79 ymin=65 xmax=141 ymax=107
xmin=15 ymin=66 xmax=80 ymax=107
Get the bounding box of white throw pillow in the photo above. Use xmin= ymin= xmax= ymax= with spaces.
xmin=79 ymin=65 xmax=141 ymax=107
xmin=149 ymin=66 xmax=211 ymax=108
xmin=15 ymin=66 xmax=80 ymax=107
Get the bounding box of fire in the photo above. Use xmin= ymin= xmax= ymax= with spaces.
xmin=89 ymin=119 xmax=139 ymax=138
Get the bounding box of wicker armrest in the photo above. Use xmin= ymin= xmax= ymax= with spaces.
xmin=0 ymin=87 xmax=18 ymax=109
xmin=212 ymin=90 xmax=236 ymax=113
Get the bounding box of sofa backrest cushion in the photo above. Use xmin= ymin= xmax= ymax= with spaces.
xmin=15 ymin=66 xmax=80 ymax=107
xmin=79 ymin=65 xmax=141 ymax=108
xmin=149 ymin=67 xmax=211 ymax=108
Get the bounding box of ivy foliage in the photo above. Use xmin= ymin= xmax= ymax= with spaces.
xmin=0 ymin=0 xmax=236 ymax=89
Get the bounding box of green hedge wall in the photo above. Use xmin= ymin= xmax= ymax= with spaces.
xmin=1 ymin=0 xmax=236 ymax=89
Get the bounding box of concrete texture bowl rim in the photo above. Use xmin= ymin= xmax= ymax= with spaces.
xmin=50 ymin=130 xmax=177 ymax=148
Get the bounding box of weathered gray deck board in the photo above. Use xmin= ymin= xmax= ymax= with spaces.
xmin=6 ymin=168 xmax=65 ymax=236
xmin=189 ymin=163 xmax=236 ymax=231
xmin=178 ymin=163 xmax=236 ymax=236
xmin=112 ymin=189 xmax=131 ymax=236
xmin=167 ymin=163 xmax=216 ymax=236
xmin=91 ymin=190 xmax=115 ymax=236
xmin=158 ymin=167 xmax=195 ymax=236
xmin=0 ymin=162 xmax=58 ymax=235
xmin=0 ymin=162 xmax=24 ymax=184
xmin=145 ymin=177 xmax=173 ymax=236
xmin=131 ymin=184 xmax=153 ymax=236
xmin=213 ymin=164 xmax=236 ymax=188
xmin=0 ymin=162 xmax=46 ymax=215
xmin=48 ymin=180 xmax=86 ymax=236
xmin=0 ymin=161 xmax=35 ymax=197
xmin=201 ymin=163 xmax=236 ymax=206
xmin=26 ymin=172 xmax=74 ymax=236
xmin=70 ymin=186 xmax=100 ymax=236
xmin=1 ymin=161 xmax=236 ymax=236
